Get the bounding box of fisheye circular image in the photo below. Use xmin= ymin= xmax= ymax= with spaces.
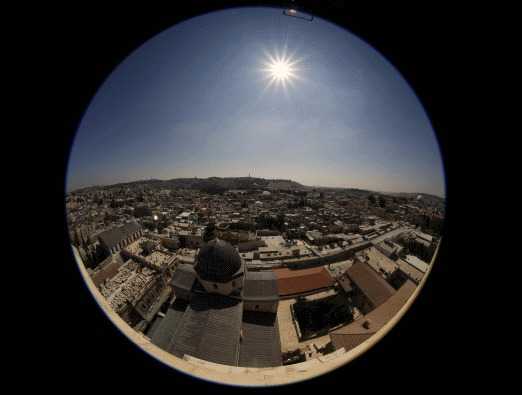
xmin=65 ymin=6 xmax=445 ymax=387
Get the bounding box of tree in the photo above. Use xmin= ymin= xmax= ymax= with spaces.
xmin=140 ymin=240 xmax=155 ymax=255
xmin=378 ymin=196 xmax=386 ymax=208
xmin=276 ymin=213 xmax=286 ymax=231
xmin=203 ymin=222 xmax=217 ymax=242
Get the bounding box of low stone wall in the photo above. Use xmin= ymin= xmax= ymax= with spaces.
xmin=289 ymin=303 xmax=303 ymax=341
xmin=285 ymin=242 xmax=370 ymax=269
xmin=180 ymin=349 xmax=348 ymax=385
xmin=247 ymin=242 xmax=370 ymax=272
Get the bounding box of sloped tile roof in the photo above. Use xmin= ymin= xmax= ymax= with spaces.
xmin=274 ymin=267 xmax=334 ymax=297
xmin=346 ymin=261 xmax=395 ymax=307
xmin=239 ymin=311 xmax=282 ymax=367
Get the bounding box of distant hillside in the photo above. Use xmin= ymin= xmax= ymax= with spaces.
xmin=70 ymin=177 xmax=444 ymax=204
xmin=167 ymin=177 xmax=307 ymax=191
xmin=313 ymin=186 xmax=376 ymax=198
xmin=383 ymin=192 xmax=445 ymax=209
xmin=76 ymin=177 xmax=308 ymax=193
xmin=384 ymin=191 xmax=444 ymax=202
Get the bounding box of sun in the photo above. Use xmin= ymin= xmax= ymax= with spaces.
xmin=269 ymin=59 xmax=293 ymax=82
xmin=261 ymin=50 xmax=301 ymax=89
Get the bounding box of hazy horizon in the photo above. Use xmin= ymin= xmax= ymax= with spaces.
xmin=67 ymin=7 xmax=446 ymax=197
xmin=67 ymin=175 xmax=445 ymax=199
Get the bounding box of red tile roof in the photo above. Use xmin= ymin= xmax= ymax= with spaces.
xmin=346 ymin=261 xmax=395 ymax=307
xmin=274 ymin=267 xmax=334 ymax=297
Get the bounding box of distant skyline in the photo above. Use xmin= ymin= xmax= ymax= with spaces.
xmin=68 ymin=176 xmax=445 ymax=199
xmin=67 ymin=7 xmax=446 ymax=197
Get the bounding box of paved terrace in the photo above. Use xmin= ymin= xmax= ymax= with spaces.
xmin=364 ymin=247 xmax=399 ymax=277
xmin=277 ymin=298 xmax=332 ymax=354
xmin=251 ymin=226 xmax=410 ymax=270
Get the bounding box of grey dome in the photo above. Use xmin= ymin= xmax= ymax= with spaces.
xmin=194 ymin=238 xmax=242 ymax=282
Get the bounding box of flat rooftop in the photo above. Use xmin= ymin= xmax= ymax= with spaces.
xmin=365 ymin=247 xmax=399 ymax=277
xmin=259 ymin=235 xmax=286 ymax=251
xmin=99 ymin=260 xmax=156 ymax=313
xmin=396 ymin=258 xmax=424 ymax=283
xmin=404 ymin=255 xmax=429 ymax=273
xmin=242 ymin=270 xmax=278 ymax=301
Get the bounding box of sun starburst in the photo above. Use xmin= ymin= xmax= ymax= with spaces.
xmin=261 ymin=49 xmax=302 ymax=90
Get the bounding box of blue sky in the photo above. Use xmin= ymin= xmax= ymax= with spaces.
xmin=67 ymin=7 xmax=445 ymax=197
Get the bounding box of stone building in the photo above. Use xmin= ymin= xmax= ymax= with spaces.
xmin=98 ymin=222 xmax=143 ymax=255
xmin=330 ymin=280 xmax=416 ymax=352
xmin=149 ymin=237 xmax=281 ymax=367
xmin=343 ymin=261 xmax=396 ymax=314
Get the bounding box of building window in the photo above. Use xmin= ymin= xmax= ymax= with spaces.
xmin=255 ymin=305 xmax=259 ymax=310
xmin=213 ymin=283 xmax=218 ymax=289
xmin=232 ymin=281 xmax=236 ymax=287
